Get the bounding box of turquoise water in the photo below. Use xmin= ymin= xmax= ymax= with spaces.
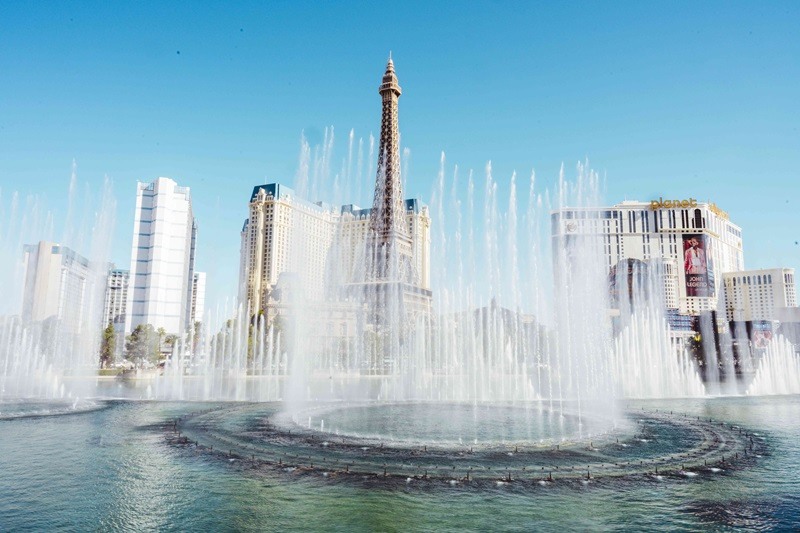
xmin=1 ymin=397 xmax=799 ymax=532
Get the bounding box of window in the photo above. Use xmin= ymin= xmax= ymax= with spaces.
xmin=693 ymin=209 xmax=703 ymax=229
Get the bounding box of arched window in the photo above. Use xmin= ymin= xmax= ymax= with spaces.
xmin=693 ymin=209 xmax=703 ymax=229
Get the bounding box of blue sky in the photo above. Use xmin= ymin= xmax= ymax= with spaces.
xmin=1 ymin=1 xmax=799 ymax=310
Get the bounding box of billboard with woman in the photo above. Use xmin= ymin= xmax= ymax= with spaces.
xmin=683 ymin=234 xmax=710 ymax=297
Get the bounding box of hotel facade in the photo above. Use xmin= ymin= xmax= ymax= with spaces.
xmin=21 ymin=241 xmax=100 ymax=334
xmin=239 ymin=184 xmax=431 ymax=315
xmin=102 ymin=268 xmax=129 ymax=333
xmin=722 ymin=268 xmax=797 ymax=322
xmin=552 ymin=198 xmax=744 ymax=317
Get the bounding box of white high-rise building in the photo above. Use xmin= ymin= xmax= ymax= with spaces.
xmin=102 ymin=268 xmax=129 ymax=332
xmin=21 ymin=241 xmax=96 ymax=333
xmin=552 ymin=198 xmax=744 ymax=316
xmin=722 ymin=268 xmax=797 ymax=322
xmin=127 ymin=177 xmax=197 ymax=335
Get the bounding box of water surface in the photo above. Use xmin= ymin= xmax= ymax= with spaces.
xmin=1 ymin=397 xmax=798 ymax=531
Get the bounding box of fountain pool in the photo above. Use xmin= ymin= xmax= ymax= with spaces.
xmin=168 ymin=400 xmax=758 ymax=484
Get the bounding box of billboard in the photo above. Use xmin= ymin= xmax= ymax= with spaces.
xmin=683 ymin=234 xmax=711 ymax=297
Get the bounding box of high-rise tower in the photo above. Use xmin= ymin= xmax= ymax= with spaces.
xmin=367 ymin=56 xmax=415 ymax=282
xmin=126 ymin=177 xmax=198 ymax=335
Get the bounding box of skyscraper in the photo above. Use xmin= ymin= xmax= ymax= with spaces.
xmin=102 ymin=268 xmax=129 ymax=331
xmin=190 ymin=271 xmax=206 ymax=327
xmin=240 ymin=183 xmax=340 ymax=312
xmin=102 ymin=267 xmax=129 ymax=358
xmin=126 ymin=177 xmax=198 ymax=335
xmin=21 ymin=241 xmax=99 ymax=334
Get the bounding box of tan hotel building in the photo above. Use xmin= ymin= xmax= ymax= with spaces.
xmin=239 ymin=183 xmax=431 ymax=315
xmin=552 ymin=198 xmax=744 ymax=316
xmin=722 ymin=268 xmax=797 ymax=322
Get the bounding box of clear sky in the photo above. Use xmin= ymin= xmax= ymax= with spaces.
xmin=2 ymin=1 xmax=799 ymax=311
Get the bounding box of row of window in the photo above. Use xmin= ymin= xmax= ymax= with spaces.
xmin=728 ymin=274 xmax=774 ymax=286
xmin=556 ymin=208 xmax=741 ymax=239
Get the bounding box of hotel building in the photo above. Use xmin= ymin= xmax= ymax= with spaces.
xmin=552 ymin=198 xmax=744 ymax=316
xmin=239 ymin=185 xmax=430 ymax=314
xmin=240 ymin=184 xmax=339 ymax=310
xmin=722 ymin=268 xmax=797 ymax=322
xmin=102 ymin=268 xmax=129 ymax=331
xmin=21 ymin=241 xmax=98 ymax=333
xmin=126 ymin=177 xmax=198 ymax=335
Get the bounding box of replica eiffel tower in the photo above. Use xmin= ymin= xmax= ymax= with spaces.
xmin=359 ymin=55 xmax=432 ymax=324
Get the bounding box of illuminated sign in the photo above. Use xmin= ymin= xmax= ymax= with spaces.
xmin=649 ymin=197 xmax=698 ymax=210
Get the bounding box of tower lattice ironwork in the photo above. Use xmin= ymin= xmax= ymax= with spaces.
xmin=368 ymin=55 xmax=414 ymax=281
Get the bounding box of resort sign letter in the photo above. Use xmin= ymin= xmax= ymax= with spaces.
xmin=650 ymin=197 xmax=698 ymax=210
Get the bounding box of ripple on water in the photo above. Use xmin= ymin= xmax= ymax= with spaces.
xmin=682 ymin=499 xmax=780 ymax=530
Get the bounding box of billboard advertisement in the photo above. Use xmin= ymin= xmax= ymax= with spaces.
xmin=683 ymin=234 xmax=711 ymax=297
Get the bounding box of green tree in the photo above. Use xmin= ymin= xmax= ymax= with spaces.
xmin=156 ymin=327 xmax=169 ymax=362
xmin=162 ymin=333 xmax=180 ymax=353
xmin=125 ymin=324 xmax=160 ymax=366
xmin=99 ymin=323 xmax=116 ymax=368
xmin=192 ymin=320 xmax=202 ymax=353
xmin=247 ymin=323 xmax=255 ymax=363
